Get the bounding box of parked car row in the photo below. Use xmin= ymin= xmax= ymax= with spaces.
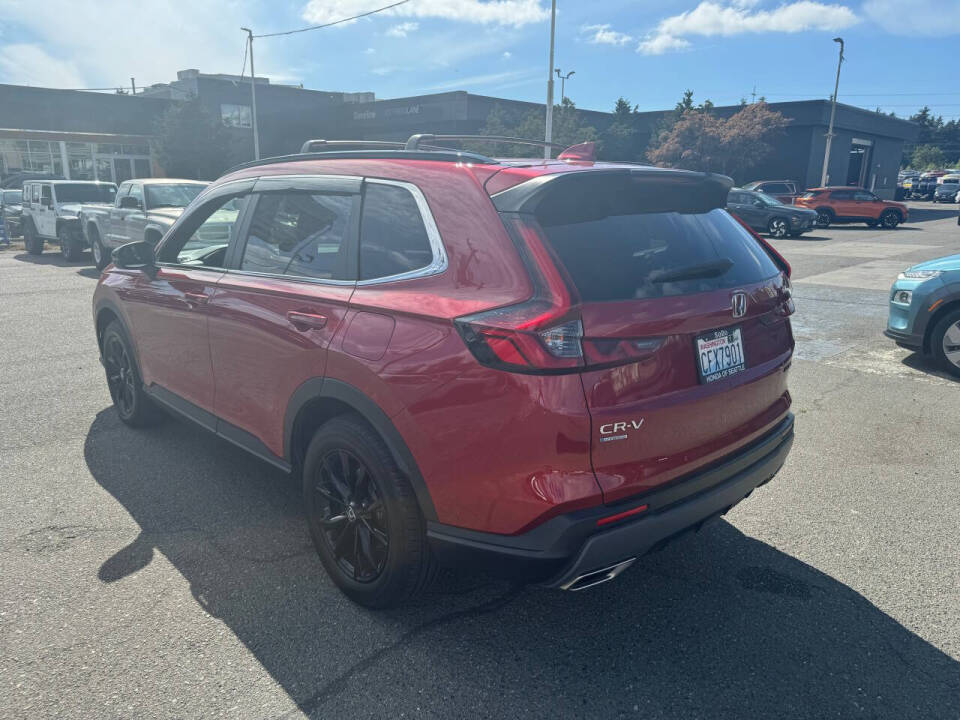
xmin=17 ymin=178 xmax=209 ymax=267
xmin=898 ymin=170 xmax=960 ymax=202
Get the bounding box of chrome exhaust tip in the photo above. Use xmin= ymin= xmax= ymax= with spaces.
xmin=559 ymin=558 xmax=637 ymax=592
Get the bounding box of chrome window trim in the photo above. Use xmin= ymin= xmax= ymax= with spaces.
xmin=357 ymin=178 xmax=448 ymax=286
xmin=218 ymin=267 xmax=356 ymax=287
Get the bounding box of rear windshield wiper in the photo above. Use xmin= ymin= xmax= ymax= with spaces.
xmin=650 ymin=258 xmax=733 ymax=284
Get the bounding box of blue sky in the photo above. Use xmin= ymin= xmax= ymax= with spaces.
xmin=0 ymin=0 xmax=958 ymax=120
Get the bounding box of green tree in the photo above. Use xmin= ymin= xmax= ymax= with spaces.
xmin=599 ymin=97 xmax=643 ymax=161
xmin=152 ymin=96 xmax=232 ymax=180
xmin=910 ymin=144 xmax=947 ymax=169
xmin=472 ymin=97 xmax=597 ymax=158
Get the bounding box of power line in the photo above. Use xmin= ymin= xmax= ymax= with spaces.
xmin=254 ymin=0 xmax=410 ymax=38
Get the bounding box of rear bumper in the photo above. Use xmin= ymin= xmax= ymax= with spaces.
xmin=427 ymin=413 xmax=795 ymax=588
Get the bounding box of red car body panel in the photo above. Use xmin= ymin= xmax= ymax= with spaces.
xmin=579 ymin=275 xmax=793 ymax=503
xmin=94 ymin=154 xmax=794 ymax=542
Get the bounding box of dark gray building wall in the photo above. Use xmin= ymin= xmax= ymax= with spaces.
xmin=0 ymin=84 xmax=170 ymax=134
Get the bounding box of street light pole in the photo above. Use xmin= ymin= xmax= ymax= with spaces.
xmin=555 ymin=69 xmax=575 ymax=102
xmin=820 ymin=37 xmax=844 ymax=187
xmin=241 ymin=27 xmax=261 ymax=160
xmin=543 ymin=0 xmax=557 ymax=160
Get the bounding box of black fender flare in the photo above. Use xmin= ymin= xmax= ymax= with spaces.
xmin=284 ymin=378 xmax=438 ymax=521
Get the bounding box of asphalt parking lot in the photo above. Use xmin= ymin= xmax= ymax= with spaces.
xmin=2 ymin=201 xmax=959 ymax=719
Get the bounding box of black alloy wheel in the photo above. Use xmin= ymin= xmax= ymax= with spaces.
xmin=104 ymin=332 xmax=137 ymax=420
xmin=767 ymin=217 xmax=789 ymax=238
xmin=302 ymin=416 xmax=436 ymax=608
xmin=310 ymin=448 xmax=389 ymax=583
xmin=880 ymin=210 xmax=901 ymax=229
xmin=101 ymin=321 xmax=158 ymax=427
xmin=815 ymin=209 xmax=833 ymax=228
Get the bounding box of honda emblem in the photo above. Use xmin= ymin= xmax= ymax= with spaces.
xmin=731 ymin=291 xmax=748 ymax=318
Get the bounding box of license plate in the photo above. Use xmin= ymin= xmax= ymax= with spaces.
xmin=696 ymin=327 xmax=746 ymax=383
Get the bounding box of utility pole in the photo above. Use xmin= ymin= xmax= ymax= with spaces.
xmin=821 ymin=37 xmax=844 ymax=187
xmin=555 ymin=68 xmax=575 ymax=102
xmin=241 ymin=27 xmax=261 ymax=160
xmin=130 ymin=78 xmax=136 ymax=95
xmin=543 ymin=0 xmax=557 ymax=160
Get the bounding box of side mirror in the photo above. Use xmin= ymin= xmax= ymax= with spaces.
xmin=112 ymin=241 xmax=156 ymax=275
xmin=119 ymin=196 xmax=141 ymax=210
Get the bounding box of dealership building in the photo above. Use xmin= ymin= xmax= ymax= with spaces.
xmin=0 ymin=69 xmax=919 ymax=198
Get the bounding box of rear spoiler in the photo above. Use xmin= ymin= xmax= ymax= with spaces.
xmin=490 ymin=167 xmax=734 ymax=216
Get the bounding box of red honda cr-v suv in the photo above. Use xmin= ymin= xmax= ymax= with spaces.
xmin=93 ymin=136 xmax=795 ymax=607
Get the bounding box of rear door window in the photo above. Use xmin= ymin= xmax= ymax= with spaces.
xmin=359 ymin=182 xmax=434 ymax=281
xmin=763 ymin=182 xmax=790 ymax=195
xmin=539 ymin=207 xmax=778 ymax=301
xmin=240 ymin=192 xmax=357 ymax=281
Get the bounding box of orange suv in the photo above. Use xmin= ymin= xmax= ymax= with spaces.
xmin=795 ymin=187 xmax=908 ymax=229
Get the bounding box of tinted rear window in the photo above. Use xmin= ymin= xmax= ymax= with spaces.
xmin=540 ymin=207 xmax=779 ymax=302
xmin=53 ymin=183 xmax=116 ymax=203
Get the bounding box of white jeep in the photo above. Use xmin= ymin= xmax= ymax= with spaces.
xmin=21 ymin=180 xmax=117 ymax=260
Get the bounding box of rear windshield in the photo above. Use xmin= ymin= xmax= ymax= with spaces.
xmin=540 ymin=207 xmax=779 ymax=302
xmin=54 ymin=184 xmax=116 ymax=203
xmin=1 ymin=190 xmax=22 ymax=203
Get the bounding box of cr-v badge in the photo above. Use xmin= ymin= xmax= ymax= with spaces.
xmin=599 ymin=418 xmax=644 ymax=443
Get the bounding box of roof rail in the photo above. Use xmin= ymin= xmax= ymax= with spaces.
xmin=405 ymin=134 xmax=565 ymax=152
xmin=299 ymin=139 xmax=406 ymax=153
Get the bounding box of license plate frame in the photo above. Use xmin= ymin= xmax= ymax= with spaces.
xmin=695 ymin=326 xmax=746 ymax=384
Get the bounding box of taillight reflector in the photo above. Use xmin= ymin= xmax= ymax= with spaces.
xmin=597 ymin=504 xmax=649 ymax=527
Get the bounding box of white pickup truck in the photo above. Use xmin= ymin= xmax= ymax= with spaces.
xmin=79 ymin=178 xmax=208 ymax=269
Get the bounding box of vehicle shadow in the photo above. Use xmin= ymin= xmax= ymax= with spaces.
xmin=13 ymin=250 xmax=94 ymax=268
xmin=12 ymin=250 xmax=99 ymax=278
xmin=903 ymin=206 xmax=960 ymax=223
xmin=84 ymin=410 xmax=960 ymax=719
xmin=900 ymin=351 xmax=958 ymax=382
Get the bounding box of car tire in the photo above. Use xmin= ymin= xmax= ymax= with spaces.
xmin=58 ymin=225 xmax=82 ymax=262
xmin=302 ymin=415 xmax=437 ymax=609
xmin=90 ymin=227 xmax=109 ymax=271
xmin=23 ymin=221 xmax=43 ymax=255
xmin=931 ymin=310 xmax=960 ymax=379
xmin=815 ymin=208 xmax=833 ymax=228
xmin=767 ymin=218 xmax=789 ymax=238
xmin=101 ymin=321 xmax=160 ymax=427
xmin=880 ymin=210 xmax=901 ymax=229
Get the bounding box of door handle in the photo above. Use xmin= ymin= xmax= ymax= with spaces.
xmin=184 ymin=291 xmax=209 ymax=307
xmin=287 ymin=310 xmax=327 ymax=331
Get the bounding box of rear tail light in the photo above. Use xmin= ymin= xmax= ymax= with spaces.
xmin=456 ymin=215 xmax=667 ymax=374
xmin=455 ymin=216 xmax=584 ymax=374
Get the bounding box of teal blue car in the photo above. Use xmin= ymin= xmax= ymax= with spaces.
xmin=885 ymin=251 xmax=960 ymax=377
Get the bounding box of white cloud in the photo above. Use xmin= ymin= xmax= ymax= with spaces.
xmin=502 ymin=50 xmax=512 ymax=59
xmin=364 ymin=47 xmax=376 ymax=54
xmin=425 ymin=68 xmax=537 ymax=91
xmin=0 ymin=0 xmax=271 ymax=88
xmin=582 ymin=23 xmax=632 ymax=46
xmin=638 ymin=1 xmax=859 ymax=54
xmin=0 ymin=43 xmax=85 ymax=88
xmin=301 ymin=0 xmax=549 ymax=27
xmin=386 ymin=21 xmax=418 ymax=37
xmin=638 ymin=34 xmax=692 ymax=55
xmin=862 ymin=0 xmax=960 ymax=36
